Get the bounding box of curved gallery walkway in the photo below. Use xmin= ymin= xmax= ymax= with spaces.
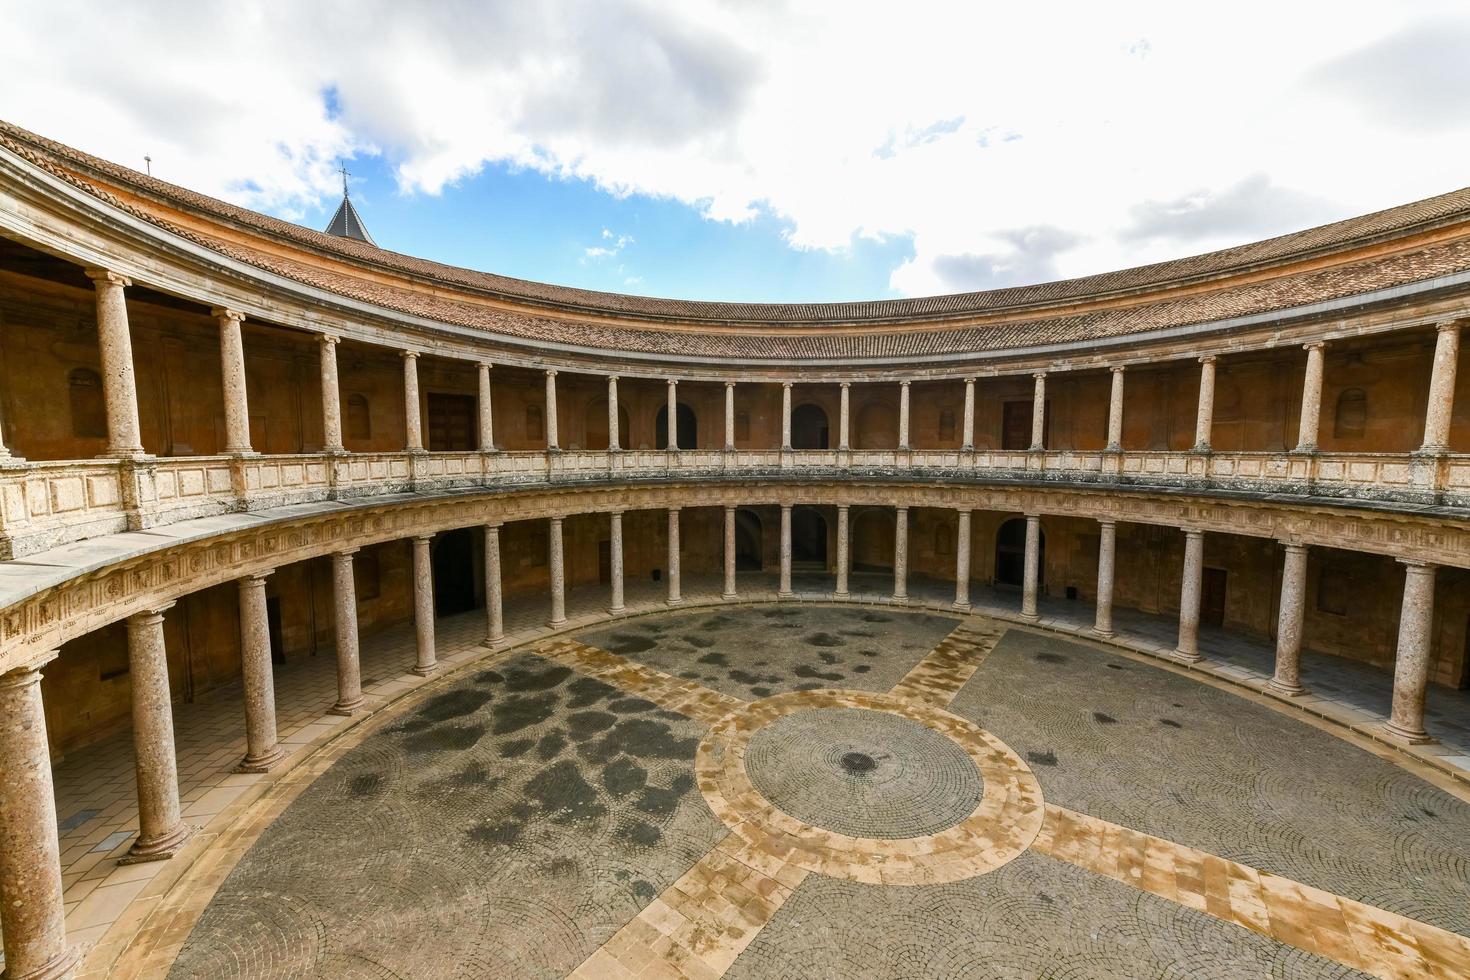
xmin=108 ymin=599 xmax=1470 ymax=978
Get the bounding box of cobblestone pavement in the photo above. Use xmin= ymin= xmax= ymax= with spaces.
xmin=151 ymin=605 xmax=1470 ymax=978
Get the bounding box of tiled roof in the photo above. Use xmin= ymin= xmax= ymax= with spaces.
xmin=3 ymin=118 xmax=1469 ymax=360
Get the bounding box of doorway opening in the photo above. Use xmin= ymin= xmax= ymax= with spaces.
xmin=792 ymin=404 xmax=830 ymax=449
xmin=431 ymin=529 xmax=477 ymax=616
xmin=995 ymin=517 xmax=1043 ymax=588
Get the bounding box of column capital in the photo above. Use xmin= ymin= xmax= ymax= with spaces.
xmin=899 ymin=380 xmax=911 ymax=388
xmin=127 ymin=601 xmax=176 ymax=626
xmin=85 ymin=268 xmax=132 ymax=288
xmin=1181 ymin=526 xmax=1205 ymax=539
xmin=0 ymin=649 xmax=59 ymax=682
xmin=836 ymin=502 xmax=850 ymax=512
xmin=667 ymin=378 xmax=678 ymax=386
xmin=1278 ymin=539 xmax=1308 ymax=553
xmin=839 ymin=381 xmax=850 ymax=389
xmin=319 ymin=332 xmax=341 ymax=347
xmin=332 ymin=547 xmax=360 ymax=561
xmin=545 ymin=368 xmax=558 ymax=377
xmin=722 ymin=504 xmax=735 ymax=513
xmin=1302 ymin=340 xmax=1325 ymax=352
xmin=1435 ymin=318 xmax=1463 ymax=333
xmin=412 ymin=533 xmax=434 ymax=545
xmin=964 ymin=376 xmax=976 ymax=384
xmin=548 ymin=515 xmax=564 ymax=526
xmin=484 ymin=521 xmax=503 ymax=530
xmin=210 ymin=307 xmax=246 ymax=323
xmin=1031 ymin=370 xmax=1047 ymax=380
xmin=1398 ymin=557 xmax=1435 ymax=570
xmin=1096 ymin=517 xmax=1118 ymax=529
xmin=606 ymin=374 xmax=618 ymax=382
xmin=239 ymin=570 xmax=274 ymax=587
xmin=479 ymin=360 xmax=494 ymax=372
xmin=895 ymin=504 xmax=910 ymax=515
xmin=954 ymin=506 xmax=971 ymax=516
xmin=401 ymin=350 xmax=419 ymax=361
xmin=782 ymin=381 xmax=792 ymax=389
xmin=1110 ymin=364 xmax=1126 ymax=375
xmin=1197 ymin=353 xmax=1217 ymax=365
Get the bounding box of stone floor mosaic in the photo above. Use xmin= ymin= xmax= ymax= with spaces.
xmin=115 ymin=603 xmax=1470 ymax=977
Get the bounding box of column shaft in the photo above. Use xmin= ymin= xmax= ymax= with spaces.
xmin=1174 ymin=530 xmax=1205 ymax=661
xmin=1106 ymin=367 xmax=1125 ymax=451
xmin=1420 ymin=321 xmax=1462 ymax=452
xmin=125 ymin=605 xmax=192 ymax=862
xmin=893 ymin=506 xmax=910 ymax=600
xmin=781 ymin=383 xmax=792 ymax=449
xmin=666 ymin=509 xmax=682 ymax=604
xmin=330 ymin=550 xmax=364 ymax=714
xmin=608 ymin=513 xmax=626 ymax=612
xmin=1269 ymin=544 xmax=1309 ymax=695
xmin=1093 ymin=520 xmax=1117 ymax=636
xmin=402 ymin=352 xmax=423 ymax=451
xmin=778 ymin=505 xmax=793 ymax=597
xmin=721 ymin=506 xmax=737 ymax=599
xmin=666 ymin=379 xmax=679 ymax=450
xmin=548 ymin=517 xmax=566 ymax=626
xmin=1029 ymin=373 xmax=1047 ymax=450
xmin=1295 ymin=344 xmax=1325 ymax=451
xmin=411 ymin=536 xmax=437 ymax=676
xmin=1193 ymin=356 xmax=1216 ymax=452
xmin=838 ymin=383 xmax=851 ymax=451
xmin=953 ymin=510 xmax=972 ymax=609
xmin=961 ymin=378 xmax=976 ymax=450
xmin=545 ymin=370 xmax=559 ymax=450
xmin=1020 ymin=515 xmax=1040 ymax=620
xmin=320 ymin=335 xmax=344 ymax=452
xmin=0 ymin=660 xmax=80 ymax=980
xmin=237 ymin=573 xmax=285 ymax=773
xmin=216 ymin=309 xmax=253 ymax=454
xmin=898 ymin=382 xmax=911 ymax=450
xmin=485 ymin=525 xmax=505 ymax=645
xmin=1385 ymin=561 xmax=1437 ymax=742
xmin=478 ymin=363 xmax=496 ymax=451
xmin=834 ymin=505 xmax=850 ymax=598
xmin=87 ymin=270 xmax=144 ymax=457
xmin=607 ymin=376 xmax=620 ymax=451
xmin=724 ymin=383 xmax=735 ymax=450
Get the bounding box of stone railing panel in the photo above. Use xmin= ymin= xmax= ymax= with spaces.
xmin=0 ymin=460 xmax=127 ymax=558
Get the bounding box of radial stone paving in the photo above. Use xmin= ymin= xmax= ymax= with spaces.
xmin=162 ymin=606 xmax=1470 ymax=978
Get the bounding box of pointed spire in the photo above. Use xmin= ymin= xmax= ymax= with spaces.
xmin=324 ymin=162 xmax=376 ymax=246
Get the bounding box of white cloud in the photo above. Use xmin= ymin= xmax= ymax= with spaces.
xmin=584 ymin=228 xmax=634 ymax=259
xmin=5 ymin=0 xmax=1470 ymax=297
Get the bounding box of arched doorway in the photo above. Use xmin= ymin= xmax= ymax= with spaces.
xmin=584 ymin=397 xmax=630 ymax=450
xmin=994 ymin=518 xmax=1043 ymax=589
xmin=655 ymin=403 xmax=698 ymax=449
xmin=431 ymin=529 xmax=478 ymax=616
xmin=792 ymin=507 xmax=827 ymax=567
xmin=735 ymin=509 xmax=763 ymax=570
xmin=791 ymin=404 xmax=829 ymax=449
xmin=851 ymin=508 xmax=895 ymax=572
xmin=854 ymin=402 xmax=897 ymax=450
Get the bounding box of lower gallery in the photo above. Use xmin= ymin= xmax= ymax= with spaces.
xmin=0 ymin=121 xmax=1468 ymax=978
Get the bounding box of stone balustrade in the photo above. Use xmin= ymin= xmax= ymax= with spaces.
xmin=0 ymin=447 xmax=1464 ymax=560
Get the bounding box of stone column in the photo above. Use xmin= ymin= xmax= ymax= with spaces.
xmin=893 ymin=506 xmax=910 ymax=600
xmin=319 ymin=335 xmax=345 ymax=453
xmin=484 ymin=524 xmax=505 ymax=645
xmin=545 ymin=370 xmax=560 ymax=450
xmin=781 ymin=383 xmax=793 ymax=449
xmin=0 ymin=657 xmax=80 ymax=980
xmin=478 ymin=362 xmax=496 ymax=451
xmin=124 ymin=604 xmax=192 ymax=863
xmin=1020 ymin=515 xmax=1041 ymax=621
xmin=961 ymin=378 xmax=976 ymax=450
xmin=1295 ymin=343 xmax=1326 ymax=452
xmin=953 ymin=509 xmax=972 ymax=610
xmin=1106 ymin=366 xmax=1125 ymax=451
xmin=667 ymin=509 xmax=682 ymax=605
xmin=898 ymin=381 xmax=911 ymax=450
xmin=330 ymin=549 xmax=365 ymax=715
xmin=606 ymin=376 xmax=620 ymax=451
xmin=411 ymin=535 xmax=437 ymax=676
xmin=1268 ymin=543 xmax=1310 ymax=696
xmin=402 ymin=352 xmax=424 ymax=451
xmin=1093 ymin=520 xmax=1117 ymax=636
xmin=609 ymin=512 xmax=626 ymax=612
xmin=838 ymin=382 xmax=851 ymax=451
xmin=215 ymin=308 xmax=253 ymax=455
xmin=1420 ymin=320 xmax=1462 ymax=453
xmin=87 ymin=269 xmax=144 ymax=457
xmin=778 ymin=505 xmax=794 ymax=597
xmin=1193 ymin=355 xmax=1216 ymax=452
xmin=666 ymin=379 xmax=679 ymax=450
xmin=721 ymin=506 xmax=737 ymax=600
xmin=1174 ymin=529 xmax=1206 ymax=662
xmin=724 ymin=382 xmax=736 ymax=450
xmin=835 ymin=504 xmax=850 ymax=598
xmin=548 ymin=517 xmax=566 ymax=626
xmin=236 ymin=572 xmax=285 ymax=773
xmin=1029 ymin=372 xmax=1047 ymax=451
xmin=1385 ymin=560 xmax=1437 ymax=742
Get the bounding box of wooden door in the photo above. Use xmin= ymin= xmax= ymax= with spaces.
xmin=427 ymin=393 xmax=476 ymax=451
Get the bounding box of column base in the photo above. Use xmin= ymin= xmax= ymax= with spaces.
xmin=833 ymin=591 xmax=850 ymax=600
xmin=777 ymin=591 xmax=795 ymax=599
xmin=1265 ymin=678 xmax=1307 ymax=698
xmin=1091 ymin=626 xmax=1115 ymax=638
xmin=120 ymin=822 xmax=194 ymax=864
xmin=480 ymin=634 xmax=507 ymax=649
xmin=1018 ymin=612 xmax=1039 ymax=623
xmin=720 ymin=592 xmax=737 ymax=601
xmin=666 ymin=598 xmax=684 ymax=607
xmin=1172 ymin=648 xmax=1204 ymax=664
xmin=549 ymin=618 xmax=568 ymax=628
xmin=1381 ymin=720 xmax=1435 ymax=745
xmin=329 ymin=696 xmax=365 ymax=717
xmin=234 ymin=744 xmax=288 ymax=774
xmin=410 ymin=663 xmax=439 ymax=677
xmin=5 ymin=941 xmax=83 ymax=980
xmin=892 ymin=594 xmax=910 ymax=604
xmin=952 ymin=600 xmax=972 ymax=612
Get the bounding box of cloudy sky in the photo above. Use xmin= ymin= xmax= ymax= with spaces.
xmin=5 ymin=1 xmax=1470 ymax=302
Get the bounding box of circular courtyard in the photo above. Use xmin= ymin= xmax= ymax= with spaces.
xmin=166 ymin=604 xmax=1470 ymax=978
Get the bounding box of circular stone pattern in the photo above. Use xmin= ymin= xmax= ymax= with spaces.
xmin=697 ymin=689 xmax=1045 ymax=886
xmin=744 ymin=707 xmax=984 ymax=839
